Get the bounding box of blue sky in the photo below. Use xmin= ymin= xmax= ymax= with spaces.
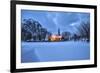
xmin=21 ymin=10 xmax=90 ymax=34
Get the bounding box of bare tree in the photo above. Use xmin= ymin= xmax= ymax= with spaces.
xmin=76 ymin=21 xmax=90 ymax=42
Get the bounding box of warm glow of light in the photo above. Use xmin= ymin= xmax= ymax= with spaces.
xmin=49 ymin=35 xmax=62 ymax=41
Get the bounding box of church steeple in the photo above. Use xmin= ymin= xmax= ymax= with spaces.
xmin=58 ymin=28 xmax=60 ymax=36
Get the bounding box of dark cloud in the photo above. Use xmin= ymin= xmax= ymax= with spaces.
xmin=21 ymin=10 xmax=90 ymax=34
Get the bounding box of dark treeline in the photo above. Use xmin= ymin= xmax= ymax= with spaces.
xmin=21 ymin=18 xmax=90 ymax=42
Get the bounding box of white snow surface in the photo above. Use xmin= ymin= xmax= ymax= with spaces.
xmin=21 ymin=41 xmax=90 ymax=63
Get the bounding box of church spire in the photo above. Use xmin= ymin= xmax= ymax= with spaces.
xmin=58 ymin=28 xmax=60 ymax=36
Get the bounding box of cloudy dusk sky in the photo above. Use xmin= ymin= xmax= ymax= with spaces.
xmin=21 ymin=10 xmax=90 ymax=34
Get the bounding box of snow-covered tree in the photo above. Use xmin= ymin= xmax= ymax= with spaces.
xmin=21 ymin=19 xmax=51 ymax=41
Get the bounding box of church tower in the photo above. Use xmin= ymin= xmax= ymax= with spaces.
xmin=58 ymin=28 xmax=60 ymax=36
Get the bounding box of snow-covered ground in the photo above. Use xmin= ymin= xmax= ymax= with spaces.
xmin=21 ymin=41 xmax=90 ymax=63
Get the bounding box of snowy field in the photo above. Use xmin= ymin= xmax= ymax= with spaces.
xmin=21 ymin=41 xmax=90 ymax=63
